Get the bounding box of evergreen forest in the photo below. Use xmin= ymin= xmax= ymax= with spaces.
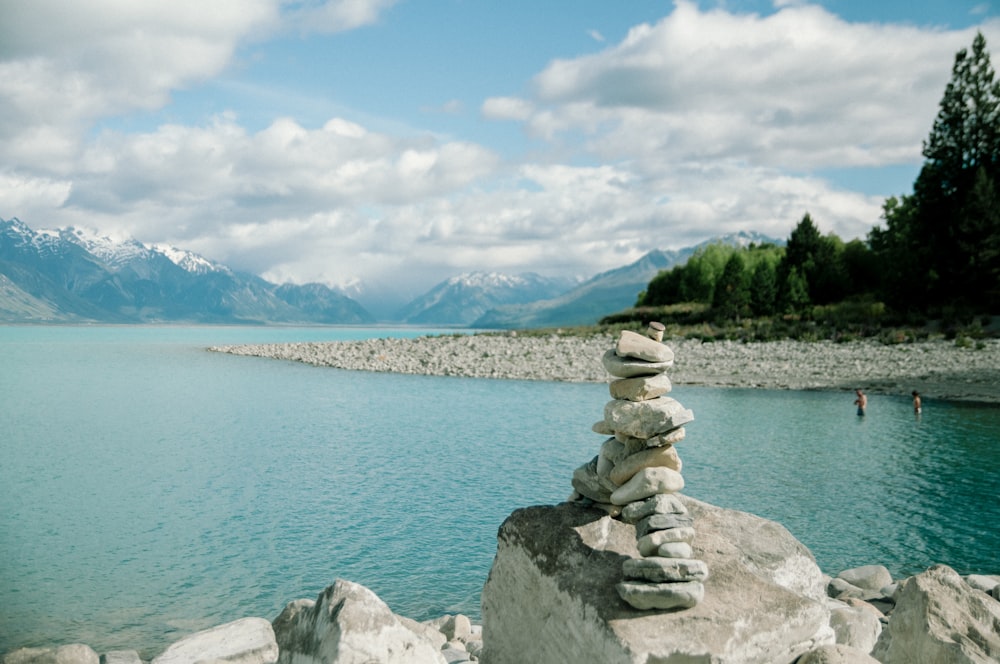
xmin=610 ymin=33 xmax=1000 ymax=341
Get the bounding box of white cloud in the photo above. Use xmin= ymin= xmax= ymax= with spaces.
xmin=481 ymin=97 xmax=536 ymax=121
xmin=529 ymin=1 xmax=994 ymax=170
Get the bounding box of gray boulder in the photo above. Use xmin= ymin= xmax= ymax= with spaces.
xmin=3 ymin=645 xmax=99 ymax=664
xmin=872 ymin=564 xmax=1000 ymax=663
xmin=151 ymin=618 xmax=277 ymax=664
xmin=836 ymin=565 xmax=892 ymax=596
xmin=272 ymin=579 xmax=446 ymax=664
xmin=481 ymin=496 xmax=832 ymax=664
xmin=827 ymin=598 xmax=882 ymax=653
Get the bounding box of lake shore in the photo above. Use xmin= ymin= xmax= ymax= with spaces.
xmin=210 ymin=334 xmax=1000 ymax=404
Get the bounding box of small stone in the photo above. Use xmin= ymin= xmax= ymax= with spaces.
xmin=637 ymin=527 xmax=696 ymax=556
xmin=615 ymin=330 xmax=675 ymax=363
xmin=616 ymin=428 xmax=686 ymax=449
xmin=622 ymin=557 xmax=709 ymax=583
xmin=602 ymin=349 xmax=672 ymax=379
xmin=598 ymin=437 xmax=628 ymax=468
xmin=609 ymin=444 xmax=682 ymax=485
xmin=610 ymin=466 xmax=685 ymax=505
xmin=657 ymin=541 xmax=694 ymax=558
xmin=604 ymin=397 xmax=694 ymax=439
xmin=646 ymin=321 xmax=665 ymax=342
xmin=837 ymin=565 xmax=893 ymax=593
xmin=620 ymin=493 xmax=688 ymax=523
xmin=609 ymin=373 xmax=672 ymax=402
xmin=571 ymin=457 xmax=613 ymax=503
xmin=616 ymin=580 xmax=704 ymax=610
xmin=635 ymin=512 xmax=694 ymax=538
xmin=592 ymin=420 xmax=614 ymax=435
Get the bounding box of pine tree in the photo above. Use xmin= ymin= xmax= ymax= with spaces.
xmin=871 ymin=32 xmax=1000 ymax=312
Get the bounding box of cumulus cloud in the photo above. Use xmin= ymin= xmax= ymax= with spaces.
xmin=528 ymin=0 xmax=995 ymax=170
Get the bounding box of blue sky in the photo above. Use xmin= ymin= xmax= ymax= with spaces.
xmin=1 ymin=0 xmax=997 ymax=306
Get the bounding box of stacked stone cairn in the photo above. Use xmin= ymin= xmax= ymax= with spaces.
xmin=568 ymin=322 xmax=708 ymax=611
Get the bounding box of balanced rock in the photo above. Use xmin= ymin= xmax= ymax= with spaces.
xmin=481 ymin=497 xmax=833 ymax=664
xmin=872 ymin=564 xmax=1000 ymax=664
xmin=635 ymin=512 xmax=694 ymax=537
xmin=609 ymin=444 xmax=682 ymax=485
xmin=603 ymin=398 xmax=694 ymax=440
xmin=601 ymin=349 xmax=673 ymax=379
xmin=609 ymin=372 xmax=672 ymax=402
xmin=611 ymin=466 xmax=685 ymax=505
xmin=622 ymin=557 xmax=709 ymax=583
xmin=273 ymin=580 xmax=446 ymax=664
xmin=620 ymin=493 xmax=687 ymax=523
xmin=616 ymin=330 xmax=675 ymax=364
xmin=631 ymin=427 xmax=686 ymax=448
xmin=616 ymin=580 xmax=704 ymax=610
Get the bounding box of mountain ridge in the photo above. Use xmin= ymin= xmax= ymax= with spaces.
xmin=0 ymin=218 xmax=781 ymax=327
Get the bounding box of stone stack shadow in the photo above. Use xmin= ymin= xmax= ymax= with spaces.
xmin=569 ymin=322 xmax=708 ymax=610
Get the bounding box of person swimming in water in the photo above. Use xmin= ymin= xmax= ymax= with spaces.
xmin=912 ymin=390 xmax=922 ymax=414
xmin=854 ymin=389 xmax=867 ymax=416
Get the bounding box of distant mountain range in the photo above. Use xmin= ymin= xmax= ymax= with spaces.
xmin=0 ymin=217 xmax=780 ymax=327
xmin=394 ymin=271 xmax=578 ymax=326
xmin=471 ymin=230 xmax=781 ymax=329
xmin=0 ymin=218 xmax=372 ymax=324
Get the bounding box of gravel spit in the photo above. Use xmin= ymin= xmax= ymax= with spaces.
xmin=209 ymin=334 xmax=1000 ymax=404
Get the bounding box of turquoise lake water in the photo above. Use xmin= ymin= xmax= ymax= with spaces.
xmin=2 ymin=325 xmax=999 ymax=657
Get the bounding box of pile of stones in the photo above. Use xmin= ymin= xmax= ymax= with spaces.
xmin=568 ymin=322 xmax=709 ymax=611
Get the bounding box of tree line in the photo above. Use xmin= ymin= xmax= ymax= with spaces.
xmin=637 ymin=32 xmax=1000 ymax=324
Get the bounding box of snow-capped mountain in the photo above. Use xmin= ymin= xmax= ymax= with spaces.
xmin=394 ymin=271 xmax=579 ymax=325
xmin=148 ymin=243 xmax=231 ymax=275
xmin=0 ymin=217 xmax=373 ymax=324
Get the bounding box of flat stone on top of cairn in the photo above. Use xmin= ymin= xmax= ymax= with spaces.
xmin=569 ymin=321 xmax=707 ymax=611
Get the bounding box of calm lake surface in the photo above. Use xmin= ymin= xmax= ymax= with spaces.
xmin=2 ymin=325 xmax=999 ymax=656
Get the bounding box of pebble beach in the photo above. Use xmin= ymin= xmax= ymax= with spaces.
xmin=210 ymin=334 xmax=1000 ymax=404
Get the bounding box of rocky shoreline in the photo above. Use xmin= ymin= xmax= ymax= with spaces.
xmin=209 ymin=334 xmax=1000 ymax=404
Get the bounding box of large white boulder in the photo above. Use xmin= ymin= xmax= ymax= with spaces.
xmin=481 ymin=496 xmax=832 ymax=664
xmin=872 ymin=564 xmax=1000 ymax=663
xmin=151 ymin=618 xmax=278 ymax=664
xmin=272 ymin=579 xmax=446 ymax=664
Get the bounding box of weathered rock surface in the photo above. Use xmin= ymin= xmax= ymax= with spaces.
xmin=610 ymin=466 xmax=685 ymax=505
xmin=872 ymin=564 xmax=1000 ymax=664
xmin=603 ymin=397 xmax=694 ymax=440
xmin=827 ymin=599 xmax=882 ymax=654
xmin=615 ymin=331 xmax=675 ymax=364
xmin=481 ymin=497 xmax=832 ymax=664
xmin=272 ymin=580 xmax=446 ymax=664
xmin=608 ymin=444 xmax=682 ymax=485
xmin=609 ymin=372 xmax=672 ymax=401
xmin=151 ymin=618 xmax=278 ymax=664
xmin=601 ymin=349 xmax=673 ymax=378
xmin=2 ymin=645 xmax=99 ymax=664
